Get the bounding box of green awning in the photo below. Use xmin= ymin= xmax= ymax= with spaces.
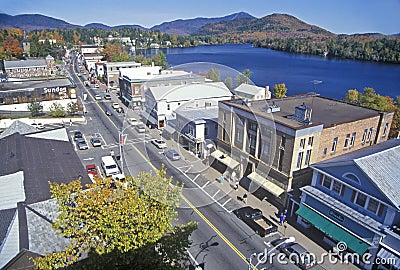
xmin=296 ymin=205 xmax=370 ymax=256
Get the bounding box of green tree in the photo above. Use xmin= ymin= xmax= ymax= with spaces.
xmin=224 ymin=76 xmax=233 ymax=90
xmin=151 ymin=51 xmax=167 ymax=69
xmin=27 ymin=100 xmax=43 ymax=117
xmin=33 ymin=168 xmax=197 ymax=270
xmin=273 ymin=83 xmax=287 ymax=98
xmin=235 ymin=69 xmax=252 ymax=85
xmin=48 ymin=102 xmax=66 ymax=117
xmin=207 ymin=68 xmax=221 ymax=82
xmin=66 ymin=102 xmax=79 ymax=115
xmin=389 ymin=96 xmax=400 ymax=138
xmin=345 ymin=89 xmax=360 ymax=104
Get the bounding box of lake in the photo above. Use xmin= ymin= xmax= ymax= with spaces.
xmin=140 ymin=44 xmax=400 ymax=100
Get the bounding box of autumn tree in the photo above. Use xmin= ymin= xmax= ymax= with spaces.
xmin=273 ymin=83 xmax=287 ymax=98
xmin=207 ymin=68 xmax=221 ymax=82
xmin=33 ymin=168 xmax=197 ymax=270
xmin=3 ymin=36 xmax=23 ymax=58
xmin=345 ymin=89 xmax=360 ymax=104
xmin=103 ymin=43 xmax=123 ymax=61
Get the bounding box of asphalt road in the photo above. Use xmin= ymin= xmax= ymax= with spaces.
xmin=67 ymin=54 xmax=314 ymax=270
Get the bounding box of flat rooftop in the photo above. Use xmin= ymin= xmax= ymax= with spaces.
xmin=1 ymin=78 xmax=72 ymax=92
xmin=222 ymin=94 xmax=384 ymax=130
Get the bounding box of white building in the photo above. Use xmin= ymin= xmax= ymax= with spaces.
xmin=145 ymin=81 xmax=233 ymax=129
xmin=104 ymin=61 xmax=142 ymax=88
xmin=234 ymin=83 xmax=271 ymax=101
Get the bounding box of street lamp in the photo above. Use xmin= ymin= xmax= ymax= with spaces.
xmin=118 ymin=126 xmax=129 ymax=176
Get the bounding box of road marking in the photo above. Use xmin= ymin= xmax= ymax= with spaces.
xmin=264 ymin=241 xmax=271 ymax=247
xmin=83 ymin=157 xmax=94 ymax=161
xmin=212 ymin=189 xmax=220 ymax=198
xmin=187 ymin=249 xmax=200 ymax=268
xmin=202 ymin=181 xmax=210 ymax=189
xmin=192 ymin=174 xmax=200 ymax=182
xmin=221 ymin=198 xmax=232 ymax=207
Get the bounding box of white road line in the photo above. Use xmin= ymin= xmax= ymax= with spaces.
xmin=221 ymin=198 xmax=231 ymax=207
xmin=83 ymin=157 xmax=94 ymax=161
xmin=185 ymin=165 xmax=193 ymax=173
xmin=264 ymin=241 xmax=272 ymax=247
xmin=192 ymin=174 xmax=200 ymax=182
xmin=187 ymin=249 xmax=200 ymax=268
xmin=212 ymin=189 xmax=220 ymax=198
xmin=202 ymin=181 xmax=210 ymax=189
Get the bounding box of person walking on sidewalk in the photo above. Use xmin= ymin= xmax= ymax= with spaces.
xmin=243 ymin=193 xmax=248 ymax=204
xmin=234 ymin=181 xmax=239 ymax=191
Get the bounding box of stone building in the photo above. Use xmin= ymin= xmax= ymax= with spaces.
xmin=4 ymin=55 xmax=56 ymax=79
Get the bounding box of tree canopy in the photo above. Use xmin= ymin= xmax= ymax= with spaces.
xmin=33 ymin=168 xmax=197 ymax=270
xmin=207 ymin=68 xmax=221 ymax=82
xmin=273 ymin=83 xmax=287 ymax=98
xmin=236 ymin=69 xmax=252 ymax=85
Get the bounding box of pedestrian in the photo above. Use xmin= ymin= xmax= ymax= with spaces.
xmin=110 ymin=149 xmax=115 ymax=158
xmin=69 ymin=119 xmax=72 ymax=126
xmin=234 ymin=181 xmax=239 ymax=191
xmin=243 ymin=193 xmax=248 ymax=204
xmin=279 ymin=212 xmax=286 ymax=226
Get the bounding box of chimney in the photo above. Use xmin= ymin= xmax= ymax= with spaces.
xmin=265 ymin=85 xmax=270 ymax=99
xmin=151 ymin=61 xmax=154 ymax=67
xmin=294 ymin=103 xmax=312 ymax=123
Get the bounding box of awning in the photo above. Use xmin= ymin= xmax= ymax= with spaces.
xmin=163 ymin=124 xmax=176 ymax=135
xmin=247 ymin=172 xmax=285 ymax=197
xmin=210 ymin=149 xmax=239 ymax=170
xmin=296 ymin=205 xmax=370 ymax=256
xmin=377 ymin=248 xmax=400 ymax=268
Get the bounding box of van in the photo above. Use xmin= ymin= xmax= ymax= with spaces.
xmin=101 ymin=156 xmax=119 ymax=177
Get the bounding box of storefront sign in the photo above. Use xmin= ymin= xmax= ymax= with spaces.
xmin=329 ymin=209 xmax=345 ymax=223
xmin=43 ymin=86 xmax=67 ymax=94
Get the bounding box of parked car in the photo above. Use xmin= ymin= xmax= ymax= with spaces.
xmin=127 ymin=117 xmax=139 ymax=126
xmin=95 ymin=94 xmax=102 ymax=100
xmin=152 ymin=139 xmax=167 ymax=149
xmin=73 ymin=130 xmax=83 ymax=141
xmin=270 ymin=237 xmax=296 ymax=250
xmin=104 ymin=94 xmax=111 ymax=100
xmin=135 ymin=124 xmax=146 ymax=133
xmin=116 ymin=107 xmax=124 ymax=113
xmin=112 ymin=174 xmax=126 ymax=182
xmin=233 ymin=206 xmax=278 ymax=237
xmin=94 ymin=84 xmax=99 ymax=88
xmin=112 ymin=103 xmax=120 ymax=109
xmin=280 ymin=243 xmax=317 ymax=270
xmin=165 ymin=149 xmax=181 ymax=161
xmin=90 ymin=137 xmax=102 ymax=147
xmin=32 ymin=122 xmax=45 ymax=129
xmin=86 ymin=164 xmax=98 ymax=179
xmin=76 ymin=138 xmax=89 ymax=150
xmin=105 ymin=109 xmax=113 ymax=116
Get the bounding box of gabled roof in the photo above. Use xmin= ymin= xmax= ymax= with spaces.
xmin=4 ymin=60 xmax=46 ymax=69
xmin=0 ymin=120 xmax=37 ymax=139
xmin=313 ymin=139 xmax=400 ymax=209
xmin=234 ymin=83 xmax=265 ymax=96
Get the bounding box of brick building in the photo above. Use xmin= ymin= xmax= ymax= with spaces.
xmin=215 ymin=94 xmax=394 ymax=205
xmin=4 ymin=55 xmax=56 ymax=79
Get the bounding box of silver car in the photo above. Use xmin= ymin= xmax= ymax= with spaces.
xmin=165 ymin=149 xmax=181 ymax=161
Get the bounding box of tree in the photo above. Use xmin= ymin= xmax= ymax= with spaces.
xmin=207 ymin=68 xmax=221 ymax=82
xmin=235 ymin=69 xmax=252 ymax=85
xmin=389 ymin=96 xmax=400 ymax=138
xmin=152 ymin=51 xmax=167 ymax=68
xmin=103 ymin=43 xmax=123 ymax=62
xmin=3 ymin=36 xmax=23 ymax=58
xmin=27 ymin=100 xmax=43 ymax=117
xmin=67 ymin=102 xmax=79 ymax=115
xmin=224 ymin=76 xmax=233 ymax=90
xmin=48 ymin=102 xmax=66 ymax=117
xmin=273 ymin=83 xmax=287 ymax=98
xmin=345 ymin=89 xmax=360 ymax=104
xmin=33 ymin=168 xmax=197 ymax=270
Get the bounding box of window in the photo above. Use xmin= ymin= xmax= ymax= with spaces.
xmin=382 ymin=123 xmax=389 ymax=137
xmin=366 ymin=128 xmax=373 ymax=142
xmin=167 ymin=104 xmax=170 ymax=110
xmin=300 ymin=138 xmax=306 ymax=149
xmin=322 ymin=176 xmax=332 ymax=189
xmin=304 ymin=149 xmax=312 ymax=166
xmin=205 ymin=101 xmax=212 ymax=107
xmin=235 ymin=128 xmax=243 ymax=146
xmin=134 ymin=86 xmax=139 ymax=94
xmin=367 ymin=198 xmax=379 ymax=214
xmin=308 ymin=136 xmax=314 ymax=147
xmin=343 ymin=173 xmax=361 ymax=184
xmin=331 ymin=137 xmax=338 ymax=153
xmin=350 ymin=132 xmax=356 ymax=147
xmin=249 ymin=121 xmax=257 ymax=132
xmin=362 ymin=129 xmax=368 ymax=144
xmin=355 ymin=193 xmax=367 ymax=207
xmin=344 ymin=134 xmax=350 ymax=148
xmin=205 ymin=127 xmax=208 ymax=136
xmin=323 ymin=148 xmax=327 ymax=157
xmin=332 ymin=181 xmax=342 ymax=194
xmin=296 ymin=152 xmax=304 ymax=169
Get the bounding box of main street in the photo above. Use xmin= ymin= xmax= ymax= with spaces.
xmin=67 ymin=54 xmax=314 ymax=270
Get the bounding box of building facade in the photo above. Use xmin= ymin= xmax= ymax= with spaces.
xmin=103 ymin=61 xmax=141 ymax=88
xmin=234 ymin=83 xmax=271 ymax=101
xmin=296 ymin=139 xmax=400 ymax=270
xmin=216 ymin=94 xmax=394 ymax=205
xmin=4 ymin=55 xmax=56 ymax=79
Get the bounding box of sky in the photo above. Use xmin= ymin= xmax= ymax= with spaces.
xmin=1 ymin=0 xmax=399 ymax=35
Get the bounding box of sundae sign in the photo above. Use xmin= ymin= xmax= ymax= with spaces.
xmin=43 ymin=86 xmax=67 ymax=94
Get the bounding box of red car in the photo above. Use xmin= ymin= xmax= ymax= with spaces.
xmin=86 ymin=164 xmax=98 ymax=179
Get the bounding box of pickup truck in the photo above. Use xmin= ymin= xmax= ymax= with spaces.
xmin=233 ymin=206 xmax=278 ymax=237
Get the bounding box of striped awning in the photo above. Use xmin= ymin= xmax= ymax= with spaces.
xmin=210 ymin=149 xmax=239 ymax=170
xmin=247 ymin=172 xmax=285 ymax=197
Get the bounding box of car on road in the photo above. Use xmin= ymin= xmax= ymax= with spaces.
xmin=104 ymin=94 xmax=111 ymax=100
xmin=95 ymin=94 xmax=101 ymax=100
xmin=86 ymin=164 xmax=98 ymax=179
xmin=94 ymin=84 xmax=99 ymax=88
xmin=105 ymin=109 xmax=113 ymax=116
xmin=90 ymin=137 xmax=102 ymax=147
xmin=233 ymin=206 xmax=278 ymax=237
xmin=127 ymin=117 xmax=139 ymax=126
xmin=77 ymin=73 xmax=82 ymax=77
xmin=112 ymin=103 xmax=120 ymax=109
xmin=270 ymin=237 xmax=296 ymax=250
xmin=76 ymin=138 xmax=89 ymax=150
xmin=165 ymin=149 xmax=181 ymax=161
xmin=152 ymin=139 xmax=167 ymax=149
xmin=73 ymin=130 xmax=83 ymax=141
xmin=135 ymin=124 xmax=146 ymax=133
xmin=280 ymin=243 xmax=316 ymax=270
xmin=32 ymin=122 xmax=45 ymax=129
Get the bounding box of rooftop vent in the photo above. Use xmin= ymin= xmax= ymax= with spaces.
xmin=264 ymin=102 xmax=280 ymax=113
xmin=287 ymin=102 xmax=312 ymax=124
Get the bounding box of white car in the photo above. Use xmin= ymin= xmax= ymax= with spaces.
xmin=32 ymin=122 xmax=45 ymax=129
xmin=135 ymin=124 xmax=146 ymax=133
xmin=95 ymin=94 xmax=101 ymax=100
xmin=112 ymin=103 xmax=120 ymax=109
xmin=94 ymin=84 xmax=99 ymax=88
xmin=112 ymin=174 xmax=126 ymax=182
xmin=152 ymin=139 xmax=167 ymax=149
xmin=127 ymin=117 xmax=139 ymax=126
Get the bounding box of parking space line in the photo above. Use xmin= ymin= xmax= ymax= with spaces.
xmin=202 ymin=181 xmax=210 ymax=189
xmin=212 ymin=189 xmax=220 ymax=198
xmin=192 ymin=174 xmax=200 ymax=182
xmin=221 ymin=197 xmax=231 ymax=207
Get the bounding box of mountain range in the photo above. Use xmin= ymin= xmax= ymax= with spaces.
xmin=0 ymin=12 xmax=255 ymax=35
